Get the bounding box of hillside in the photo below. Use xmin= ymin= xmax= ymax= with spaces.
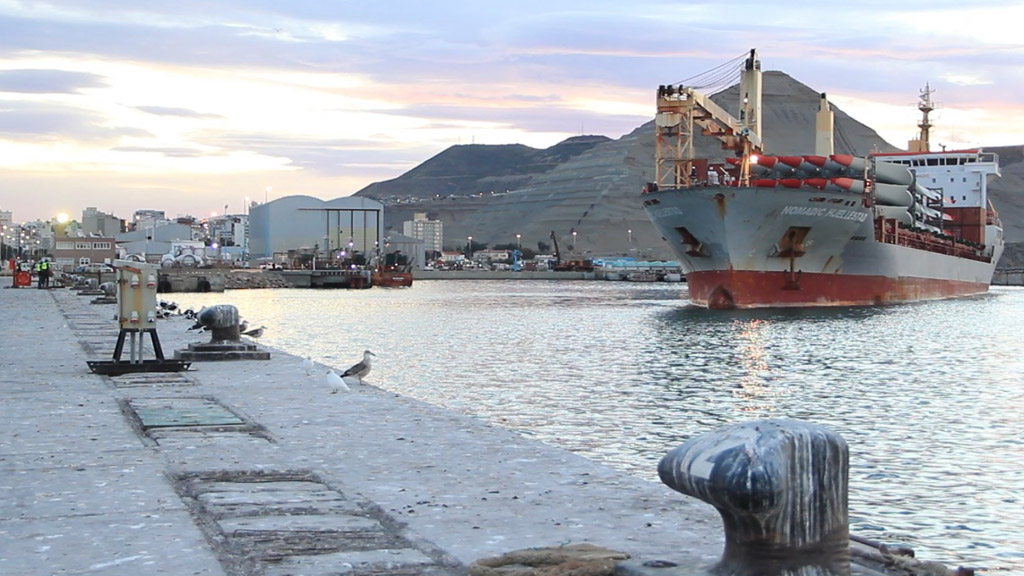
xmin=357 ymin=71 xmax=1022 ymax=260
xmin=355 ymin=135 xmax=611 ymax=201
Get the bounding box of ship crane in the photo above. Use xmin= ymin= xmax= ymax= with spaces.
xmin=655 ymin=49 xmax=763 ymax=189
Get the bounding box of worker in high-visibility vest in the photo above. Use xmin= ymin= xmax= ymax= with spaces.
xmin=35 ymin=259 xmax=50 ymax=289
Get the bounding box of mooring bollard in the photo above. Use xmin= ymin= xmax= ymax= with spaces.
xmin=100 ymin=282 xmax=116 ymax=297
xmin=658 ymin=419 xmax=850 ymax=576
xmin=197 ymin=304 xmax=241 ymax=342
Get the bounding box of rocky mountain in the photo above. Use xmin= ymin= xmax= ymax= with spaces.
xmin=355 ymin=71 xmax=1023 ymax=262
xmin=355 ymin=135 xmax=611 ymax=201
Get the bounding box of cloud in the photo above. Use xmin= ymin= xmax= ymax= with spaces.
xmin=135 ymin=106 xmax=223 ymax=119
xmin=111 ymin=145 xmax=209 ymax=158
xmin=198 ymin=130 xmax=438 ymax=177
xmin=0 ymin=69 xmax=107 ymax=93
xmin=0 ymin=99 xmax=148 ymax=142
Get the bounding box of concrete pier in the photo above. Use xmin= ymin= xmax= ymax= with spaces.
xmin=0 ymin=282 xmax=724 ymax=575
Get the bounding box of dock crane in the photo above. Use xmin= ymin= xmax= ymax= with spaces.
xmin=549 ymin=230 xmax=562 ymax=266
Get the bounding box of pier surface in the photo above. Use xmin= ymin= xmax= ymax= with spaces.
xmin=1 ymin=283 xmax=724 ymax=575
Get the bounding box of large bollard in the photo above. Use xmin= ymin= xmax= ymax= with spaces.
xmin=658 ymin=419 xmax=849 ymax=576
xmin=197 ymin=304 xmax=241 ymax=342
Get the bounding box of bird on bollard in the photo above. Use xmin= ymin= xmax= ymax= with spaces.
xmin=326 ymin=370 xmax=350 ymax=394
xmin=340 ymin=350 xmax=375 ymax=384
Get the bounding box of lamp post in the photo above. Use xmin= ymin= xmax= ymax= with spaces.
xmin=467 ymin=236 xmax=473 ymax=261
xmin=628 ymin=229 xmax=632 ymax=246
xmin=516 ymin=233 xmax=521 ymax=251
xmin=572 ymin=230 xmax=578 ymax=254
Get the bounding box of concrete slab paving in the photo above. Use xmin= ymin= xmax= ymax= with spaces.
xmin=0 ymin=510 xmax=224 ymax=576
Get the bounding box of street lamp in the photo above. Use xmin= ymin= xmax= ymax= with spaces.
xmin=516 ymin=233 xmax=521 ymax=251
xmin=467 ymin=236 xmax=473 ymax=260
xmin=628 ymin=229 xmax=632 ymax=245
xmin=572 ymin=230 xmax=577 ymax=253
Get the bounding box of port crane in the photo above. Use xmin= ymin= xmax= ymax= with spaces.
xmin=549 ymin=230 xmax=562 ymax=266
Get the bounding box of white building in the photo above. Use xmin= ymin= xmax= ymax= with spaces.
xmin=402 ymin=212 xmax=443 ymax=254
xmin=472 ymin=249 xmax=510 ymax=263
xmin=81 ymin=207 xmax=123 ymax=236
xmin=249 ymin=195 xmax=384 ymax=264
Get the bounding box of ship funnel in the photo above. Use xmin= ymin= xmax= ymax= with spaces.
xmin=816 ymin=92 xmax=834 ymax=156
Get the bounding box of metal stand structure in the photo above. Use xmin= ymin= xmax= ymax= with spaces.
xmin=88 ymin=328 xmax=191 ymax=376
xmin=113 ymin=328 xmax=166 ymax=363
xmin=86 ymin=261 xmax=191 ymax=376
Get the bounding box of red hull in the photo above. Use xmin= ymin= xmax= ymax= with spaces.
xmin=373 ymin=271 xmax=413 ymax=287
xmin=687 ymin=270 xmax=989 ymax=309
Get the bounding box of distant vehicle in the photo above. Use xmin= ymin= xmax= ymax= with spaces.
xmin=74 ymin=263 xmax=114 ymax=273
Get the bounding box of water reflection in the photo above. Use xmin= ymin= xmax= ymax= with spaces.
xmin=170 ymin=282 xmax=1024 ymax=573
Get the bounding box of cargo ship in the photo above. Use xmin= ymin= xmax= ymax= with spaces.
xmin=641 ymin=49 xmax=1003 ymax=309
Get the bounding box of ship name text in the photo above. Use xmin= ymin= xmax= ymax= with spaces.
xmin=780 ymin=205 xmax=868 ymax=222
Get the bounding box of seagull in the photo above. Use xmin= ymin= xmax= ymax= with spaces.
xmin=326 ymin=370 xmax=350 ymax=394
xmin=242 ymin=325 xmax=265 ymax=339
xmin=301 ymin=356 xmax=314 ymax=376
xmin=340 ymin=350 xmax=375 ymax=384
xmin=239 ymin=319 xmax=250 ymax=333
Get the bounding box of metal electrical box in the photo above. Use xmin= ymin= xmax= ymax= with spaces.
xmin=115 ymin=260 xmax=159 ymax=330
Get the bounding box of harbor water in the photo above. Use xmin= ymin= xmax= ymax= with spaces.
xmin=171 ymin=280 xmax=1024 ymax=573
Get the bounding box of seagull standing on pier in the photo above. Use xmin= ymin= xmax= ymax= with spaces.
xmin=340 ymin=350 xmax=375 ymax=384
xmin=301 ymin=356 xmax=314 ymax=376
xmin=242 ymin=325 xmax=265 ymax=339
xmin=326 ymin=370 xmax=350 ymax=394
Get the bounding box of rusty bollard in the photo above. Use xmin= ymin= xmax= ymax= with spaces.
xmin=658 ymin=419 xmax=850 ymax=576
xmin=197 ymin=304 xmax=241 ymax=342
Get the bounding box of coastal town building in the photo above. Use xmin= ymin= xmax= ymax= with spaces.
xmin=472 ymin=249 xmax=511 ymax=263
xmin=402 ymin=212 xmax=443 ymax=254
xmin=52 ymin=237 xmax=117 ymax=271
xmin=81 ymin=207 xmax=124 ymax=236
xmin=248 ymin=195 xmax=384 ymax=265
xmin=116 ymin=222 xmax=195 ymax=264
xmin=380 ymin=232 xmax=425 ymax=270
xmin=130 ymin=209 xmax=167 ymax=231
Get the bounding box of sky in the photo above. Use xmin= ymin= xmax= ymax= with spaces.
xmin=1 ymin=1 xmax=1023 ymax=223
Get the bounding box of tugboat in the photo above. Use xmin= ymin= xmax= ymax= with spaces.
xmin=372 ymin=251 xmax=413 ymax=287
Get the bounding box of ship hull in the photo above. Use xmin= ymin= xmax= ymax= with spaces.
xmin=643 ymin=186 xmax=1001 ymax=309
xmin=686 ymin=269 xmax=991 ymax=309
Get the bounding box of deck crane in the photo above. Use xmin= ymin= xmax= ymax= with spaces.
xmin=654 ymin=48 xmax=764 ymax=189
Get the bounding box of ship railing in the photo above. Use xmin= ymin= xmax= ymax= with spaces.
xmin=881 ymin=230 xmax=991 ymax=262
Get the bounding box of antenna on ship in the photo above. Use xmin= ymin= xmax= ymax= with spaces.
xmin=908 ymin=83 xmax=935 ymax=152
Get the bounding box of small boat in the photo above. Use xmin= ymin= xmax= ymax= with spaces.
xmin=372 ymin=266 xmax=413 ymax=287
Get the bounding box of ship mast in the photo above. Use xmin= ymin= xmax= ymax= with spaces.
xmin=654 ymin=49 xmax=763 ymax=190
xmin=907 ymin=83 xmax=934 ymax=153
